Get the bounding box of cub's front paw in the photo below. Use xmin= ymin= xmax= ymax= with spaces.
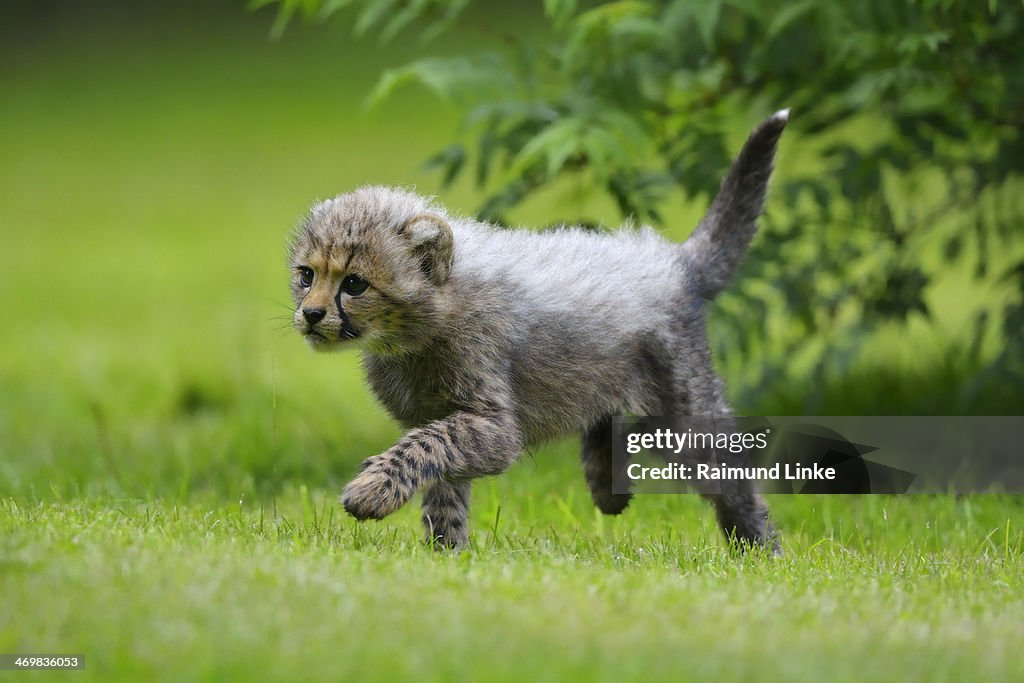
xmin=340 ymin=456 xmax=413 ymax=521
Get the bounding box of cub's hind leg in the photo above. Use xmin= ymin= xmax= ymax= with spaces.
xmin=642 ymin=327 xmax=780 ymax=553
xmin=681 ymin=373 xmax=780 ymax=554
xmin=421 ymin=479 xmax=471 ymax=550
xmin=707 ymin=478 xmax=778 ymax=553
xmin=580 ymin=416 xmax=633 ymax=515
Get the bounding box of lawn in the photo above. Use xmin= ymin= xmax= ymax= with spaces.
xmin=3 ymin=494 xmax=1022 ymax=682
xmin=1 ymin=3 xmax=1022 ymax=681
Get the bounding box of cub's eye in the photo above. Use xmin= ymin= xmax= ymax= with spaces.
xmin=298 ymin=267 xmax=314 ymax=288
xmin=342 ymin=274 xmax=369 ymax=296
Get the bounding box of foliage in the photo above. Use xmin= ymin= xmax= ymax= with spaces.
xmin=257 ymin=0 xmax=1024 ymax=408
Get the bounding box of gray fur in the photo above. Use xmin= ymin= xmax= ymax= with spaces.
xmin=288 ymin=111 xmax=789 ymax=552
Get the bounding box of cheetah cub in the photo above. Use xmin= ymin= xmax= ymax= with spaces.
xmin=289 ymin=111 xmax=789 ymax=552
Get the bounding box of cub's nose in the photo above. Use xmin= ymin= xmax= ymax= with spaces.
xmin=302 ymin=307 xmax=326 ymax=325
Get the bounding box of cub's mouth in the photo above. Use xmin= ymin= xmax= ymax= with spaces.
xmin=300 ymin=324 xmax=360 ymax=349
xmin=302 ymin=328 xmax=342 ymax=352
xmin=294 ymin=303 xmax=361 ymax=345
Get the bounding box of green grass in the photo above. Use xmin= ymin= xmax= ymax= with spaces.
xmin=3 ymin=492 xmax=1023 ymax=682
xmin=1 ymin=4 xmax=1022 ymax=681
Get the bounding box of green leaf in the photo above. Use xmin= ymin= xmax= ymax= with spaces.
xmin=379 ymin=0 xmax=431 ymax=42
xmin=354 ymin=0 xmax=399 ymax=36
xmin=765 ymin=0 xmax=816 ymax=40
xmin=421 ymin=0 xmax=471 ymax=42
xmin=691 ymin=0 xmax=721 ymax=49
xmin=544 ymin=0 xmax=577 ymax=29
xmin=365 ymin=54 xmax=513 ymax=108
xmin=510 ymin=118 xmax=583 ymax=178
xmin=424 ymin=144 xmax=466 ymax=187
xmin=316 ymin=0 xmax=355 ymax=21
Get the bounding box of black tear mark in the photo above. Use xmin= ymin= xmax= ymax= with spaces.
xmin=334 ymin=285 xmax=361 ymax=340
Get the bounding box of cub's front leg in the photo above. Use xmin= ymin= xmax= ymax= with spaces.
xmin=421 ymin=479 xmax=471 ymax=549
xmin=340 ymin=409 xmax=522 ymax=529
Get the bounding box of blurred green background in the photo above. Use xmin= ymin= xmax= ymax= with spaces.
xmin=1 ymin=1 xmax=1020 ymax=500
xmin=1 ymin=4 xmax=1022 ymax=681
xmin=1 ymin=0 xmax=475 ymax=498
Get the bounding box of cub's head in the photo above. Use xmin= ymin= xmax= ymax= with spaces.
xmin=288 ymin=186 xmax=454 ymax=354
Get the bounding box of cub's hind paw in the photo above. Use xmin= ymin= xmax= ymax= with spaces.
xmin=340 ymin=456 xmax=413 ymax=520
xmin=591 ymin=490 xmax=632 ymax=516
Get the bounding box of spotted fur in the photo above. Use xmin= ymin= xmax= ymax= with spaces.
xmin=288 ymin=111 xmax=789 ymax=552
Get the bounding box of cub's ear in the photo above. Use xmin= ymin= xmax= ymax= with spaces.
xmin=400 ymin=213 xmax=454 ymax=285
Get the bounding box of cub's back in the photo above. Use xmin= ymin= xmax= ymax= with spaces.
xmin=450 ymin=221 xmax=686 ymax=321
xmin=448 ymin=222 xmax=693 ymax=440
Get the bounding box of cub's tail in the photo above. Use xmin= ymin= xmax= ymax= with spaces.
xmin=681 ymin=109 xmax=789 ymax=300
